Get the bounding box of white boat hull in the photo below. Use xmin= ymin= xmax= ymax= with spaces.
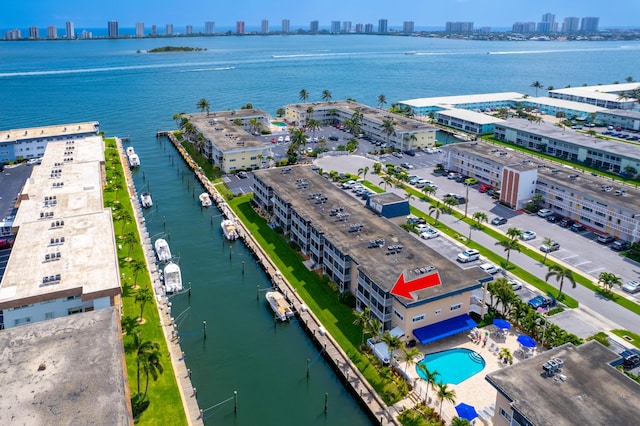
xmin=164 ymin=262 xmax=182 ymax=293
xmin=266 ymin=291 xmax=294 ymax=321
xmin=199 ymin=192 xmax=212 ymax=207
xmin=221 ymin=219 xmax=239 ymax=241
xmin=140 ymin=192 xmax=153 ymax=208
xmin=154 ymin=238 xmax=172 ymax=262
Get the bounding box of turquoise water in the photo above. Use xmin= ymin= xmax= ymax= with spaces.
xmin=271 ymin=121 xmax=287 ymax=126
xmin=416 ymin=348 xmax=485 ymax=385
xmin=1 ymin=35 xmax=639 ymax=425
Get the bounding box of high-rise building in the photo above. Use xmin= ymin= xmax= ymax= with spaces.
xmin=355 ymin=23 xmax=363 ymax=33
xmin=151 ymin=25 xmax=157 ymax=36
xmin=512 ymin=22 xmax=536 ymax=33
xmin=135 ymin=22 xmax=144 ymax=38
xmin=561 ymin=17 xmax=580 ymax=33
xmin=261 ymin=19 xmax=269 ymax=33
xmin=580 ymin=17 xmax=599 ymax=32
xmin=205 ymin=21 xmax=215 ymax=34
xmin=341 ymin=21 xmax=352 ymax=33
xmin=236 ymin=21 xmax=245 ymax=34
xmin=330 ymin=21 xmax=340 ymax=33
xmin=29 ymin=26 xmax=39 ymax=39
xmin=445 ymin=22 xmax=474 ymax=32
xmin=186 ymin=25 xmax=193 ymax=35
xmin=47 ymin=26 xmax=58 ymax=39
xmin=65 ymin=21 xmax=75 ymax=39
xmin=166 ymin=24 xmax=173 ymax=36
xmin=537 ymin=13 xmax=556 ymax=32
xmin=107 ymin=21 xmax=119 ymax=38
xmin=309 ymin=20 xmax=319 ymax=33
xmin=282 ymin=19 xmax=290 ymax=33
xmin=5 ymin=29 xmax=21 ymax=40
xmin=81 ymin=30 xmax=92 ymax=39
xmin=378 ymin=19 xmax=388 ymax=33
xmin=364 ymin=23 xmax=374 ymax=33
xmin=402 ymin=21 xmax=415 ymax=34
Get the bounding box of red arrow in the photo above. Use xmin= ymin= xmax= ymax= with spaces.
xmin=391 ymin=272 xmax=441 ymax=300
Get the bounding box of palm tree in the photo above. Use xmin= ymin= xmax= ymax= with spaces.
xmin=131 ymin=331 xmax=162 ymax=398
xmin=443 ymin=196 xmax=458 ymax=212
xmin=141 ymin=344 xmax=164 ymax=401
xmin=495 ymin=238 xmax=521 ymax=268
xmin=472 ymin=211 xmax=488 ymax=229
xmin=172 ymin=112 xmax=185 ymax=126
xmin=305 ymin=106 xmax=314 ymax=126
xmin=306 ymin=118 xmax=321 ymax=139
xmin=379 ymin=175 xmax=394 ymax=190
xmin=119 ymin=209 xmax=132 ymax=235
xmin=546 ymin=264 xmax=576 ymax=299
xmin=381 ymin=119 xmax=396 ymax=147
xmin=321 ymin=89 xmax=332 ymax=102
xmin=625 ymin=76 xmax=634 ymax=83
xmin=405 ymin=190 xmax=415 ymax=203
xmin=276 ymin=108 xmax=285 ymax=117
xmin=248 ymin=117 xmax=262 ymax=135
xmin=378 ymin=94 xmax=387 ymax=109
xmin=196 ymin=98 xmax=210 ymax=115
xmin=357 ymin=166 xmax=369 ymax=182
xmin=299 ymin=88 xmax=309 ymax=103
xmin=422 ymin=185 xmax=436 ymax=200
xmin=451 ymin=417 xmax=471 ymax=426
xmin=400 ymin=346 xmax=421 ymax=371
xmin=541 ymin=237 xmax=554 ymax=264
xmin=429 ymin=202 xmax=443 ymax=226
xmin=380 ymin=331 xmax=402 ymax=364
xmin=530 ymin=81 xmax=543 ymax=97
xmin=123 ymin=231 xmax=137 ymax=259
xmin=436 ymin=382 xmax=456 ymax=416
xmin=417 ymin=364 xmax=439 ymax=405
xmin=130 ymin=259 xmax=146 ymax=288
xmin=135 ymin=286 xmax=153 ymax=322
xmin=291 ymin=128 xmax=309 ymax=148
xmin=597 ymin=271 xmax=622 ymax=294
xmin=365 ymin=317 xmax=382 ymax=343
xmin=353 ymin=307 xmax=371 ymax=344
xmin=403 ymin=133 xmax=418 ymax=151
xmin=506 ymin=227 xmax=523 ymax=241
xmin=372 ymin=162 xmax=382 ymax=175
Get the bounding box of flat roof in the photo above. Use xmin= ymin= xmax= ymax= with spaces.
xmin=0 ymin=308 xmax=132 ymax=425
xmin=486 ymin=341 xmax=640 ymax=426
xmin=446 ymin=141 xmax=640 ymax=212
xmin=399 ymin=92 xmax=525 ymax=108
xmin=598 ymin=109 xmax=640 ymax=119
xmin=254 ymin=166 xmax=488 ymax=304
xmin=39 ymin=135 xmax=105 ymax=166
xmin=188 ymin=110 xmax=269 ymax=152
xmin=549 ymin=82 xmax=639 ymax=101
xmin=525 ymin=96 xmax=606 ymax=113
xmin=437 ymin=108 xmax=505 ymax=124
xmin=0 ymin=121 xmax=99 ymax=142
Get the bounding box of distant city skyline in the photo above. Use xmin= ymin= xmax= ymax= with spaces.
xmin=1 ymin=0 xmax=638 ymax=29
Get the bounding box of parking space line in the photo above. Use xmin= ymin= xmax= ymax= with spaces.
xmin=587 ymin=267 xmax=605 ymax=274
xmin=559 ymin=254 xmax=578 ymax=260
xmin=573 ymin=260 xmax=592 ymax=267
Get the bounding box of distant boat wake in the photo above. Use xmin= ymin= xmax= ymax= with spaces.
xmin=487 ymin=45 xmax=640 ymax=55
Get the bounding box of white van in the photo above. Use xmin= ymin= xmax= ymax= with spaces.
xmin=479 ymin=262 xmax=499 ymax=274
xmin=284 ymin=135 xmax=291 ymax=142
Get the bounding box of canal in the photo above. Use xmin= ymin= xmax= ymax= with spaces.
xmin=131 ymin=135 xmax=372 ymax=425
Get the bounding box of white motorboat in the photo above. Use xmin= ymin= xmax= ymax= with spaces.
xmin=266 ymin=291 xmax=294 ymax=321
xmin=125 ymin=146 xmax=135 ymax=156
xmin=199 ymin=192 xmax=212 ymax=207
xmin=154 ymin=238 xmax=172 ymax=262
xmin=126 ymin=146 xmax=140 ymax=167
xmin=140 ymin=192 xmax=153 ymax=208
xmin=221 ymin=219 xmax=239 ymax=241
xmin=163 ymin=262 xmax=183 ymax=293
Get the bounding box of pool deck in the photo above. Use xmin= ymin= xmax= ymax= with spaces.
xmin=392 ymin=326 xmax=535 ymax=425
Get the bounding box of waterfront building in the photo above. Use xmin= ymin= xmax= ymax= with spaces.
xmin=282 ymin=19 xmax=290 ymax=33
xmin=435 ymin=109 xmax=504 ymax=135
xmin=364 ymin=23 xmax=374 ymax=33
xmin=486 ymin=341 xmax=640 ymax=426
xmin=443 ymin=138 xmax=640 ymax=241
xmin=285 ymin=100 xmax=437 ymax=151
xmin=252 ymin=165 xmax=491 ymax=338
xmin=341 ymin=21 xmax=352 ymax=33
xmin=187 ymin=110 xmax=273 ymax=173
xmin=445 ymin=22 xmax=474 ymax=33
xmin=151 ymin=25 xmax=157 ymax=36
xmin=0 ymin=309 xmax=132 ymax=423
xmin=537 ymin=12 xmax=556 ymax=33
xmin=5 ymin=29 xmax=21 ymax=40
xmin=402 ymin=21 xmax=415 ymax=34
xmin=595 ymin=109 xmax=640 ymax=131
xmin=81 ymin=30 xmax=92 ymax=39
xmin=135 ymin=22 xmax=144 ymax=38
xmin=47 ymin=26 xmax=58 ymax=39
xmin=561 ymin=17 xmax=580 ymax=33
xmin=186 ymin=25 xmax=193 ymax=35
xmin=65 ymin=21 xmax=75 ymax=39
xmin=549 ymin=83 xmax=638 ymax=110
xmin=107 ymin=21 xmax=119 ymax=38
xmin=166 ymin=24 xmax=173 ymax=36
xmin=399 ymin=92 xmax=524 ymax=116
xmin=0 ymin=126 xmax=122 ymax=328
xmin=378 ymin=19 xmax=388 ymax=33
xmin=512 ymin=22 xmax=536 ymax=33
xmin=236 ymin=21 xmax=245 ymax=34
xmin=330 ymin=21 xmax=341 ymax=33
xmin=309 ymin=20 xmax=319 ymax=33
xmin=521 ymin=96 xmax=605 ymax=119
xmin=581 ymin=17 xmax=600 ymax=32
xmin=355 ymin=23 xmax=364 ymax=33
xmin=29 ymin=26 xmax=39 ymax=39
xmin=261 ymin=19 xmax=269 ymax=34
xmin=205 ymin=21 xmax=215 ymax=34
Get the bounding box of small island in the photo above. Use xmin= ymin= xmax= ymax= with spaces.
xmin=145 ymin=46 xmax=207 ymax=53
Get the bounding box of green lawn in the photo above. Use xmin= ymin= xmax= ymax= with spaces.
xmin=612 ymin=329 xmax=640 ymax=349
xmin=104 ymin=138 xmax=187 ymax=425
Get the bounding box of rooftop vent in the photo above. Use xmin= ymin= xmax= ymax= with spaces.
xmin=569 ymin=174 xmax=579 ymax=180
xmin=386 ymin=245 xmax=404 ymax=255
xmin=348 ymin=223 xmax=364 ymax=233
xmin=368 ymin=238 xmax=385 ymax=248
xmin=601 ymin=185 xmax=613 ymax=192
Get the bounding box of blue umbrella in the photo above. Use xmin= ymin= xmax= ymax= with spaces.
xmin=455 ymin=402 xmax=478 ymax=421
xmin=517 ymin=335 xmax=537 ymax=348
xmin=493 ymin=319 xmax=511 ymax=330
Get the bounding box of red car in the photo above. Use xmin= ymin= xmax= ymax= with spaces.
xmin=0 ymin=237 xmax=15 ymax=250
xmin=479 ymin=184 xmax=492 ymax=193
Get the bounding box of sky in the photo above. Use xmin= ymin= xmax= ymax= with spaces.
xmin=2 ymin=0 xmax=639 ymax=30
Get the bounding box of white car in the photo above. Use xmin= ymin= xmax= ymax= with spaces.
xmin=622 ymin=280 xmax=640 ymax=294
xmin=420 ymin=228 xmax=440 ymax=239
xmin=277 ymin=136 xmax=284 ymax=143
xmin=508 ymin=279 xmax=523 ymax=290
xmin=537 ymin=209 xmax=553 ymax=218
xmin=520 ymin=230 xmax=537 ymax=241
xmin=457 ymin=249 xmax=480 ymax=263
xmin=284 ymin=135 xmax=291 ymax=142
xmin=479 ymin=262 xmax=499 ymax=274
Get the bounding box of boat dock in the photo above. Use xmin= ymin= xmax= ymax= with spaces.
xmin=163 ymin=131 xmax=398 ymax=425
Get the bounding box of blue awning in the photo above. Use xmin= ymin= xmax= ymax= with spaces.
xmin=412 ymin=314 xmax=477 ymax=344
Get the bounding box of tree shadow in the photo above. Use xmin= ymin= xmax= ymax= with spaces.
xmin=131 ymin=394 xmax=150 ymax=420
xmin=121 ymin=316 xmax=140 ymax=343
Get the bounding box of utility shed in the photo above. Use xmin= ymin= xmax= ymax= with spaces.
xmin=366 ymin=192 xmax=410 ymax=218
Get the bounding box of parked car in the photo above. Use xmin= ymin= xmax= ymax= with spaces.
xmin=596 ymin=234 xmax=615 ymax=244
xmin=540 ymin=241 xmax=560 ymax=252
xmin=528 ymin=295 xmax=556 ymax=310
xmin=400 ymin=162 xmax=414 ymax=169
xmin=403 ymin=150 xmax=416 ymax=156
xmin=479 ymin=262 xmax=499 ymax=274
xmin=520 ymin=230 xmax=537 ymax=241
xmin=537 ymin=209 xmax=553 ymax=218
xmin=277 ymin=136 xmax=284 ymax=142
xmin=622 ymin=280 xmax=640 ymax=294
xmin=559 ymin=218 xmax=575 ymax=228
xmin=416 ymin=224 xmax=430 ymax=233
xmin=0 ymin=237 xmax=15 ymax=250
xmin=392 ymin=152 xmax=404 ymax=158
xmin=407 ymin=217 xmax=427 ymax=225
xmin=570 ymin=223 xmax=586 ymax=233
xmin=546 ymin=213 xmax=563 ymax=223
xmin=328 ymin=135 xmax=339 ymax=141
xmin=457 ymin=249 xmax=480 ymax=263
xmin=420 ymin=228 xmax=440 ymax=239
xmin=508 ymin=279 xmax=523 ymax=291
xmin=479 ymin=184 xmax=492 ymax=193
xmin=464 ymin=177 xmax=478 ymax=185
xmin=611 ymin=240 xmax=630 ymax=251
xmin=491 ymin=216 xmax=507 ymax=226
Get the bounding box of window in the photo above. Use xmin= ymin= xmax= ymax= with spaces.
xmin=14 ymin=317 xmax=32 ymax=326
xmin=67 ymin=307 xmax=83 ymax=315
xmin=394 ymin=309 xmax=404 ymax=321
xmin=499 ymin=407 xmax=512 ymax=421
xmin=45 ymin=312 xmax=54 ymax=320
xmin=412 ymin=314 xmax=425 ymax=323
xmin=450 ymin=303 xmax=462 ymax=311
xmin=434 ymin=309 xmax=442 ymax=315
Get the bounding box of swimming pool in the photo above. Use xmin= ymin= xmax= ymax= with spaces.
xmin=415 ymin=348 xmax=485 ymax=385
xmin=271 ymin=121 xmax=287 ymax=127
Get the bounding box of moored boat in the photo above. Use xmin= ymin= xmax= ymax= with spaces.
xmin=265 ymin=291 xmax=294 ymax=321
xmin=126 ymin=146 xmax=140 ymax=167
xmin=163 ymin=262 xmax=183 ymax=293
xmin=140 ymin=192 xmax=153 ymax=208
xmin=199 ymin=192 xmax=212 ymax=207
xmin=154 ymin=238 xmax=172 ymax=262
xmin=221 ymin=219 xmax=239 ymax=241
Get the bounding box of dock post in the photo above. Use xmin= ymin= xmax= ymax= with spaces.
xmin=324 ymin=392 xmax=328 ymax=413
xmin=203 ymin=321 xmax=207 ymax=340
xmin=307 ymin=359 xmax=310 ymax=378
xmin=242 ymin=261 xmax=245 ymax=276
xmin=256 ymin=285 xmax=260 ymax=301
xmin=234 ymin=391 xmax=238 ymax=413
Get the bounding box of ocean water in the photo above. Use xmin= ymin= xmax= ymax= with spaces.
xmin=2 ymin=35 xmax=640 ymax=425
